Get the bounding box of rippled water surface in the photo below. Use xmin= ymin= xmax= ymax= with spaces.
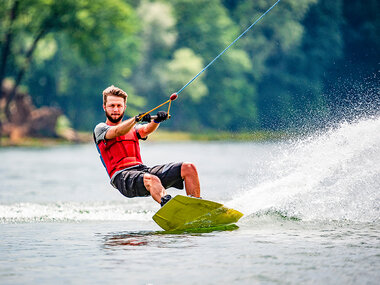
xmin=1 ymin=117 xmax=380 ymax=284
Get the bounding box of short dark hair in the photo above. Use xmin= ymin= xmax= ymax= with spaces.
xmin=102 ymin=85 xmax=128 ymax=105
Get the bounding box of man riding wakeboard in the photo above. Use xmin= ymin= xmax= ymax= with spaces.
xmin=93 ymin=85 xmax=201 ymax=206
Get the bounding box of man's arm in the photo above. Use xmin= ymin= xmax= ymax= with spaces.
xmin=104 ymin=117 xmax=137 ymax=140
xmin=138 ymin=121 xmax=160 ymax=139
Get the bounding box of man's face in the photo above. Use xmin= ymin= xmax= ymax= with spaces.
xmin=104 ymin=95 xmax=126 ymax=124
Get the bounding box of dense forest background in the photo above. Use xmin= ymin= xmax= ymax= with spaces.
xmin=0 ymin=0 xmax=379 ymax=135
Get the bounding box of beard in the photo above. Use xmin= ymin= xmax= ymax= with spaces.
xmin=105 ymin=110 xmax=124 ymax=124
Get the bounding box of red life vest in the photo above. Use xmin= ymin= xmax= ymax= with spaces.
xmin=97 ymin=128 xmax=143 ymax=178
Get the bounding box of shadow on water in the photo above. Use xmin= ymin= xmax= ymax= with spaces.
xmin=101 ymin=224 xmax=239 ymax=250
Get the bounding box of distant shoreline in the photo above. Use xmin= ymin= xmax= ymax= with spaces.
xmin=150 ymin=130 xmax=286 ymax=142
xmin=0 ymin=130 xmax=286 ymax=147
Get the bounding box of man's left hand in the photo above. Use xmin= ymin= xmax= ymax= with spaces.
xmin=135 ymin=113 xmax=151 ymax=122
xmin=154 ymin=111 xmax=168 ymax=123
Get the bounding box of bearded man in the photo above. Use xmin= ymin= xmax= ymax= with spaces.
xmin=93 ymin=85 xmax=201 ymax=206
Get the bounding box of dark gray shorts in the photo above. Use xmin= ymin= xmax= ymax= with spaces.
xmin=113 ymin=162 xmax=184 ymax=198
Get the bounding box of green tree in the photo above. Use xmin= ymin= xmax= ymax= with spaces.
xmin=26 ymin=31 xmax=141 ymax=130
xmin=0 ymin=0 xmax=138 ymax=127
xmin=158 ymin=48 xmax=208 ymax=129
xmin=3 ymin=0 xmax=375 ymax=135
xmin=323 ymin=0 xmax=379 ymax=119
xmin=256 ymin=0 xmax=343 ymax=129
xmin=129 ymin=0 xmax=177 ymax=108
xmin=225 ymin=0 xmax=343 ymax=130
xmin=168 ymin=0 xmax=259 ymax=131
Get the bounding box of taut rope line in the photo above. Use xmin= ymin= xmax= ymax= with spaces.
xmin=138 ymin=0 xmax=282 ymax=121
xmin=176 ymin=0 xmax=282 ymax=96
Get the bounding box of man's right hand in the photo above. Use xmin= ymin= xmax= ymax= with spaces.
xmin=135 ymin=113 xmax=151 ymax=122
xmin=154 ymin=111 xmax=168 ymax=123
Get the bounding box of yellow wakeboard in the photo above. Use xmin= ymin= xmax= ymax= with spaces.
xmin=152 ymin=195 xmax=243 ymax=231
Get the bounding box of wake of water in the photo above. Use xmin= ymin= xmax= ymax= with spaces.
xmin=0 ymin=200 xmax=156 ymax=223
xmin=229 ymin=116 xmax=380 ymax=223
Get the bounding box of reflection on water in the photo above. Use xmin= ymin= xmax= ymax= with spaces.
xmin=104 ymin=233 xmax=149 ymax=247
xmin=102 ymin=224 xmax=240 ymax=250
xmin=102 ymin=231 xmax=198 ymax=250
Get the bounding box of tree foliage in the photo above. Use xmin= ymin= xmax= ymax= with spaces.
xmin=0 ymin=0 xmax=139 ymax=128
xmin=0 ymin=0 xmax=378 ymax=133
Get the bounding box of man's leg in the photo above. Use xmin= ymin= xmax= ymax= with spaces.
xmin=181 ymin=162 xmax=201 ymax=197
xmin=143 ymin=173 xmax=167 ymax=203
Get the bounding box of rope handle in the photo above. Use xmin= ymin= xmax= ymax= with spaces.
xmin=137 ymin=93 xmax=178 ymax=121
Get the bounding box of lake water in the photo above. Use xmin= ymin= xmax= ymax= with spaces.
xmin=1 ymin=117 xmax=379 ymax=284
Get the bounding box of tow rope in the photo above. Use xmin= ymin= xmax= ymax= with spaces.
xmin=138 ymin=0 xmax=282 ymax=121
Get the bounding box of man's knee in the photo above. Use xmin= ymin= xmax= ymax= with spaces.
xmin=181 ymin=162 xmax=198 ymax=178
xmin=143 ymin=173 xmax=162 ymax=189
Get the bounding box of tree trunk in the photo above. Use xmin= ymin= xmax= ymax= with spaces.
xmin=0 ymin=0 xmax=19 ymax=145
xmin=0 ymin=0 xmax=19 ymax=96
xmin=5 ymin=29 xmax=47 ymax=119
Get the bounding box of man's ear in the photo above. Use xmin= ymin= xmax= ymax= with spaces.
xmin=103 ymin=105 xmax=106 ymax=111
